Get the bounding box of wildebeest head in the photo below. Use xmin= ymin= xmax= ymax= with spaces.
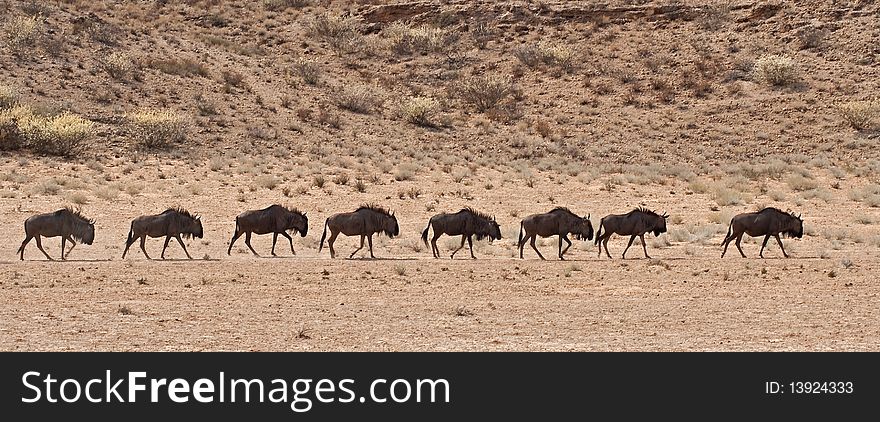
xmin=489 ymin=218 xmax=502 ymax=242
xmin=191 ymin=217 xmax=204 ymax=238
xmin=578 ymin=215 xmax=594 ymax=241
xmin=653 ymin=212 xmax=669 ymax=237
xmin=289 ymin=212 xmax=308 ymax=237
xmin=786 ymin=212 xmax=803 ymax=238
xmin=83 ymin=221 xmax=96 ymax=245
xmin=384 ymin=213 xmax=400 ymax=238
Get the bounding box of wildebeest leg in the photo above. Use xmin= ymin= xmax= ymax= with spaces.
xmin=349 ymin=235 xmax=365 ymax=259
xmin=734 ymin=234 xmax=746 ymax=258
xmin=774 ymin=234 xmax=789 ymax=258
xmin=161 ymin=236 xmax=172 ymax=259
xmin=640 ymin=234 xmax=650 ymax=259
xmin=244 ymin=232 xmax=259 ymax=256
xmin=721 ymin=235 xmax=732 ymax=258
xmin=431 ymin=233 xmax=442 ymax=258
xmin=368 ymin=235 xmax=375 ymax=259
xmin=34 ymin=236 xmax=53 ymax=261
xmin=327 ymin=231 xmax=339 ymax=258
xmin=61 ymin=235 xmax=76 ymax=260
xmin=175 ymin=235 xmax=193 ymax=259
xmin=529 ymin=235 xmax=545 ymax=260
xmin=602 ymin=236 xmax=612 ymax=259
xmin=759 ymin=234 xmax=771 ymax=258
xmin=139 ymin=236 xmax=151 ymax=260
xmin=467 ymin=235 xmax=475 ymax=259
xmin=19 ymin=235 xmax=33 ymax=260
xmin=450 ymin=236 xmax=466 ymax=259
xmin=271 ymin=233 xmax=279 ymax=256
xmin=227 ymin=230 xmax=242 ymax=255
xmin=281 ymin=231 xmax=295 ymax=255
xmin=519 ymin=231 xmax=527 ymax=259
xmin=560 ymin=235 xmax=572 ymax=259
xmin=67 ymin=237 xmax=77 ymax=257
xmin=622 ymin=235 xmax=636 ymax=259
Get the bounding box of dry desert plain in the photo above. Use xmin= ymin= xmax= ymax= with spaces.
xmin=1 ymin=0 xmax=879 ymax=351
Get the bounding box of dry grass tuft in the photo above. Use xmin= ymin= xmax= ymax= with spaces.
xmin=399 ymin=96 xmax=439 ymax=127
xmin=126 ymin=109 xmax=188 ymax=149
xmin=453 ymin=75 xmax=514 ymax=112
xmin=753 ymin=55 xmax=799 ymax=86
xmin=837 ymin=100 xmax=879 ymax=131
xmin=3 ymin=15 xmax=41 ymax=55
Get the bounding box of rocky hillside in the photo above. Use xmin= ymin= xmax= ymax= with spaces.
xmin=1 ymin=0 xmax=878 ymax=170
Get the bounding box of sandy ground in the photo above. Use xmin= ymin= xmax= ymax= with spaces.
xmin=1 ymin=159 xmax=877 ymax=351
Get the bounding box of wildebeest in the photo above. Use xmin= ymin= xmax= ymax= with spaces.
xmin=319 ymin=205 xmax=399 ymax=259
xmin=227 ymin=205 xmax=308 ymax=256
xmin=420 ymin=208 xmax=501 ymax=259
xmin=518 ymin=207 xmax=593 ymax=260
xmin=122 ymin=207 xmax=203 ymax=260
xmin=595 ymin=208 xmax=669 ymax=259
xmin=721 ymin=207 xmax=803 ymax=258
xmin=18 ymin=207 xmax=95 ymax=260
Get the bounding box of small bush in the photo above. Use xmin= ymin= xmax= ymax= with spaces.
xmin=453 ymin=75 xmax=514 ymax=112
xmin=15 ymin=110 xmax=95 ymax=157
xmin=102 ymin=51 xmax=135 ymax=80
xmin=513 ymin=43 xmax=576 ymax=71
xmin=3 ymin=15 xmax=41 ymax=55
xmin=126 ymin=109 xmax=188 ymax=149
xmin=837 ymin=100 xmax=879 ymax=131
xmin=307 ymin=13 xmax=361 ymax=53
xmin=384 ymin=22 xmax=448 ymax=55
xmin=786 ymin=173 xmax=818 ymax=192
xmin=293 ymin=58 xmax=320 ymax=86
xmin=0 ymin=85 xmax=19 ymax=109
xmin=399 ymin=96 xmax=439 ymax=127
xmin=753 ymin=55 xmax=799 ymax=86
xmin=263 ymin=0 xmax=310 ymax=11
xmin=334 ymin=85 xmax=380 ymax=114
xmin=146 ymin=57 xmax=209 ymax=78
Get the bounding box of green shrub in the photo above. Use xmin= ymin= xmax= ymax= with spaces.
xmin=16 ymin=110 xmax=95 ymax=157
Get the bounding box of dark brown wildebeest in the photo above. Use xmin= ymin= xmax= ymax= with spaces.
xmin=518 ymin=207 xmax=593 ymax=260
xmin=319 ymin=205 xmax=399 ymax=259
xmin=227 ymin=205 xmax=308 ymax=256
xmin=721 ymin=207 xmax=803 ymax=258
xmin=595 ymin=208 xmax=669 ymax=259
xmin=18 ymin=208 xmax=95 ymax=261
xmin=420 ymin=208 xmax=501 ymax=259
xmin=122 ymin=207 xmax=203 ymax=260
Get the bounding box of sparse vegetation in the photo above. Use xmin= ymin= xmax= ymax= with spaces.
xmin=837 ymin=100 xmax=879 ymax=131
xmin=753 ymin=55 xmax=799 ymax=86
xmin=399 ymin=96 xmax=439 ymax=127
xmin=334 ymin=85 xmax=380 ymax=114
xmin=102 ymin=51 xmax=135 ymax=80
xmin=384 ymin=22 xmax=449 ymax=55
xmin=3 ymin=15 xmax=41 ymax=55
xmin=126 ymin=109 xmax=188 ymax=149
xmin=307 ymin=12 xmax=362 ymax=53
xmin=453 ymin=75 xmax=514 ymax=112
xmin=14 ymin=109 xmax=95 ymax=157
xmin=293 ymin=58 xmax=320 ymax=85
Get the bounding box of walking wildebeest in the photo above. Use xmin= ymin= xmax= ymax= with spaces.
xmin=420 ymin=208 xmax=501 ymax=259
xmin=122 ymin=207 xmax=203 ymax=260
xmin=18 ymin=207 xmax=95 ymax=260
xmin=319 ymin=205 xmax=399 ymax=259
xmin=721 ymin=207 xmax=803 ymax=258
xmin=518 ymin=207 xmax=593 ymax=260
xmin=227 ymin=205 xmax=308 ymax=256
xmin=595 ymin=208 xmax=668 ymax=259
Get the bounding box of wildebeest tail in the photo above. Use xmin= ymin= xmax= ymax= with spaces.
xmin=126 ymin=223 xmax=134 ymax=246
xmin=421 ymin=219 xmax=431 ymax=247
xmin=16 ymin=221 xmax=27 ymax=255
xmin=594 ymin=219 xmax=604 ymax=245
xmin=318 ymin=219 xmax=329 ymax=252
xmin=722 ymin=220 xmax=733 ymax=245
xmin=517 ymin=221 xmax=524 ymax=247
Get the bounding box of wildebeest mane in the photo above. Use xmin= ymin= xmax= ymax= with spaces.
xmin=460 ymin=207 xmax=494 ymax=222
xmin=58 ymin=206 xmax=94 ymax=224
xmin=164 ymin=207 xmax=199 ymax=220
xmin=357 ymin=204 xmax=393 ymax=217
xmin=549 ymin=206 xmax=579 ymax=218
xmin=631 ymin=207 xmax=660 ymax=217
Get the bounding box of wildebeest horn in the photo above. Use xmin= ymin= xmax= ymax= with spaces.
xmin=587 ymin=213 xmax=590 ymax=220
